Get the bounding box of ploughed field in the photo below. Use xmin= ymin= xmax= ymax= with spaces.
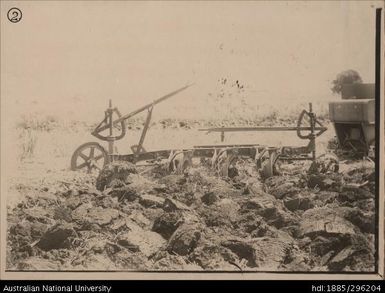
xmin=6 ymin=153 xmax=376 ymax=272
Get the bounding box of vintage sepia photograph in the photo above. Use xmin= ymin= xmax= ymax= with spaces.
xmin=1 ymin=1 xmax=384 ymax=279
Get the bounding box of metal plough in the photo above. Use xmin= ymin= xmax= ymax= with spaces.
xmin=71 ymin=85 xmax=327 ymax=178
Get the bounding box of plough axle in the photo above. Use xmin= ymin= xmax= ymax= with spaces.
xmin=109 ymin=140 xmax=316 ymax=178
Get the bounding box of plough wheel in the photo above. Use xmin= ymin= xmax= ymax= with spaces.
xmin=71 ymin=142 xmax=108 ymax=173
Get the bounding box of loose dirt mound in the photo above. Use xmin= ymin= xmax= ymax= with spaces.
xmin=7 ymin=159 xmax=376 ymax=272
xmin=96 ymin=161 xmax=137 ymax=191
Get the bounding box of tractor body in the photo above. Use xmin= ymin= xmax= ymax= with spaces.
xmin=329 ymin=83 xmax=375 ymax=154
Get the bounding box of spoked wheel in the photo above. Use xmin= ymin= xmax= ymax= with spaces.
xmin=71 ymin=142 xmax=108 ymax=173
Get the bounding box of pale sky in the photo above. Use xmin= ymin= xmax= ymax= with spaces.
xmin=1 ymin=1 xmax=382 ymax=123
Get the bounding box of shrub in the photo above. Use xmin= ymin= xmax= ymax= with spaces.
xmin=331 ymin=70 xmax=363 ymax=94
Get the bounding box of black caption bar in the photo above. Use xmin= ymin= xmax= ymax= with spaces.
xmin=0 ymin=281 xmax=384 ymax=293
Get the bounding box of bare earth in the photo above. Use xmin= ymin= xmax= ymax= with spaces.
xmin=6 ymin=122 xmax=376 ymax=272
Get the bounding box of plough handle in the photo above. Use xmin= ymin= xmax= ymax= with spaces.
xmin=97 ymin=84 xmax=194 ymax=133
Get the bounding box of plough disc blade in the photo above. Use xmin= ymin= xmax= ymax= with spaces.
xmin=168 ymin=150 xmax=193 ymax=175
xmin=260 ymin=151 xmax=280 ymax=178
